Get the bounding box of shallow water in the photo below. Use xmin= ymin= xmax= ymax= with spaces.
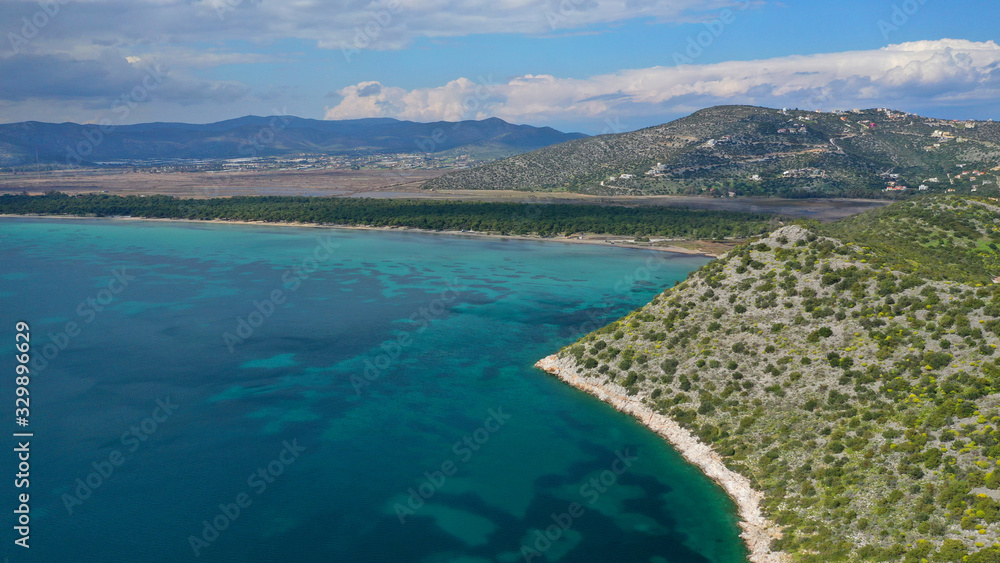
xmin=0 ymin=217 xmax=747 ymax=563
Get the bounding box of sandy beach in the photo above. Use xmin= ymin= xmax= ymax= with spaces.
xmin=535 ymin=354 xmax=788 ymax=563
xmin=0 ymin=213 xmax=726 ymax=257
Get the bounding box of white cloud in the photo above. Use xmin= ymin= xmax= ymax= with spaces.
xmin=1 ymin=0 xmax=743 ymax=55
xmin=324 ymin=39 xmax=1000 ymax=125
xmin=325 ymin=77 xmax=502 ymax=121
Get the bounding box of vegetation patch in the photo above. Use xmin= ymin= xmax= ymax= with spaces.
xmin=0 ymin=192 xmax=779 ymax=239
xmin=555 ymin=194 xmax=1000 ymax=561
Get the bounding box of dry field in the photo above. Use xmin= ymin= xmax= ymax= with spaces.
xmin=0 ymin=167 xmax=888 ymax=222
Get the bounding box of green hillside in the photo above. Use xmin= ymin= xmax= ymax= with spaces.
xmin=426 ymin=105 xmax=1000 ymax=199
xmin=549 ymin=195 xmax=1000 ymax=561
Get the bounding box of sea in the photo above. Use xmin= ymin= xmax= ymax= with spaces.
xmin=0 ymin=217 xmax=747 ymax=563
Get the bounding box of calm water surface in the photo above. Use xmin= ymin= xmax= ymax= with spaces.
xmin=0 ymin=218 xmax=746 ymax=563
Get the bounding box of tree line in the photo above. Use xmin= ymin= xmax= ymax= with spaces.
xmin=0 ymin=192 xmax=780 ymax=239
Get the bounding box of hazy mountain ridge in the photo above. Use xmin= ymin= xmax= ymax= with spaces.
xmin=0 ymin=116 xmax=587 ymax=166
xmin=426 ymin=105 xmax=1000 ymax=198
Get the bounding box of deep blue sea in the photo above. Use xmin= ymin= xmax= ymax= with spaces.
xmin=0 ymin=218 xmax=747 ymax=563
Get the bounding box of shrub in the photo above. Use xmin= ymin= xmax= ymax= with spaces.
xmin=622 ymin=372 xmax=639 ymax=387
xmin=661 ymin=358 xmax=680 ymax=375
xmin=968 ymin=547 xmax=1000 ymax=563
xmin=936 ymin=539 xmax=968 ymax=563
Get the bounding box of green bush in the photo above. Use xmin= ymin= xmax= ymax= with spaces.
xmin=661 ymin=358 xmax=680 ymax=375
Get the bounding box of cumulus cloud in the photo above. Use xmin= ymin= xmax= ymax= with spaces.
xmin=323 ymin=39 xmax=1000 ymax=125
xmin=325 ymin=77 xmax=503 ymax=121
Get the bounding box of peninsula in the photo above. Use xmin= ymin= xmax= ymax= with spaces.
xmin=538 ymin=195 xmax=1000 ymax=561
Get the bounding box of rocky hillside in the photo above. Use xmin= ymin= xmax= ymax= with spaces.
xmin=548 ymin=195 xmax=1000 ymax=561
xmin=426 ymin=105 xmax=1000 ymax=198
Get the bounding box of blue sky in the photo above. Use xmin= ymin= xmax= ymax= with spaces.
xmin=2 ymin=0 xmax=999 ymax=133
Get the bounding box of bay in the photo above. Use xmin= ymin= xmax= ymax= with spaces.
xmin=0 ymin=218 xmax=747 ymax=563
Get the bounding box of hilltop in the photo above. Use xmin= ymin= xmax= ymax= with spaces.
xmin=426 ymin=105 xmax=1000 ymax=198
xmin=540 ymin=195 xmax=1000 ymax=561
xmin=0 ymin=116 xmax=586 ymax=167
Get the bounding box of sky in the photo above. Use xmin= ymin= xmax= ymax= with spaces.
xmin=1 ymin=0 xmax=999 ymax=134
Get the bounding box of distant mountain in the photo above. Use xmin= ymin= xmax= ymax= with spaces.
xmin=425 ymin=105 xmax=1000 ymax=198
xmin=0 ymin=116 xmax=586 ymax=166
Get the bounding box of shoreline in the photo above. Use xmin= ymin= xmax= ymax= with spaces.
xmin=0 ymin=213 xmax=722 ymax=257
xmin=535 ymin=354 xmax=788 ymax=563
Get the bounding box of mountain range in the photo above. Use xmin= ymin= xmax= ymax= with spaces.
xmin=0 ymin=116 xmax=587 ymax=166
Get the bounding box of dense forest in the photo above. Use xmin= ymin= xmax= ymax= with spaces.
xmin=0 ymin=192 xmax=780 ymax=239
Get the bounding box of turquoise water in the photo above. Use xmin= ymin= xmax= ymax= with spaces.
xmin=0 ymin=218 xmax=747 ymax=563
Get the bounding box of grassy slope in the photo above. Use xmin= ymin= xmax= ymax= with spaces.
xmin=553 ymin=195 xmax=1000 ymax=561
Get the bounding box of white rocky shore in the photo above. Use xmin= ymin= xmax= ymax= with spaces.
xmin=535 ymin=354 xmax=789 ymax=563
